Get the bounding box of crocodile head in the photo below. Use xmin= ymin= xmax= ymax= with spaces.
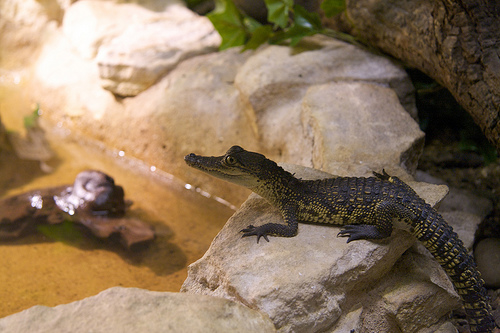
xmin=184 ymin=145 xmax=275 ymax=189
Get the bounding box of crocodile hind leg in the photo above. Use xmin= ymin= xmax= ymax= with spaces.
xmin=337 ymin=200 xmax=412 ymax=243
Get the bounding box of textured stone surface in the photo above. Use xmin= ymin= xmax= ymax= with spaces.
xmin=233 ymin=36 xmax=421 ymax=174
xmin=181 ymin=164 xmax=459 ymax=333
xmin=302 ymin=82 xmax=424 ymax=175
xmin=0 ymin=287 xmax=276 ymax=333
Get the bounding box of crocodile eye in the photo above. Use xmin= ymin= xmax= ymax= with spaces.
xmin=225 ymin=155 xmax=237 ymax=165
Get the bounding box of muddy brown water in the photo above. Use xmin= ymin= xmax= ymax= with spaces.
xmin=0 ymin=75 xmax=235 ymax=318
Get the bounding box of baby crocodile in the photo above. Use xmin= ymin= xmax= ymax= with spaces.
xmin=185 ymin=145 xmax=496 ymax=333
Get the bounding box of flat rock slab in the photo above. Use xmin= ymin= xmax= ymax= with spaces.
xmin=0 ymin=287 xmax=276 ymax=333
xmin=181 ymin=164 xmax=459 ymax=333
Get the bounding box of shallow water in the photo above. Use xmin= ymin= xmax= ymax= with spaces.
xmin=0 ymin=75 xmax=235 ymax=318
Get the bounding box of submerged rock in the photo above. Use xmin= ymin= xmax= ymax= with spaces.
xmin=0 ymin=287 xmax=276 ymax=333
xmin=181 ymin=164 xmax=458 ymax=333
xmin=0 ymin=170 xmax=154 ymax=249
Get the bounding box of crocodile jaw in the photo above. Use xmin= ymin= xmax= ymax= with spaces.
xmin=184 ymin=153 xmax=260 ymax=189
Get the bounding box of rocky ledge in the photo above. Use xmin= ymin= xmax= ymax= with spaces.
xmin=181 ymin=164 xmax=461 ymax=333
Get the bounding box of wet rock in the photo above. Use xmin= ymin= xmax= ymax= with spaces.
xmin=181 ymin=164 xmax=459 ymax=333
xmin=0 ymin=287 xmax=276 ymax=333
xmin=475 ymin=238 xmax=500 ymax=288
xmin=0 ymin=170 xmax=155 ymax=249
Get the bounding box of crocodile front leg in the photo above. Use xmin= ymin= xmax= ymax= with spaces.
xmin=241 ymin=204 xmax=298 ymax=243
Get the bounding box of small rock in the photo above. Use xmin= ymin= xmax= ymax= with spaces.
xmin=440 ymin=211 xmax=482 ymax=250
xmin=474 ymin=238 xmax=500 ymax=288
xmin=439 ymin=188 xmax=493 ymax=220
xmin=0 ymin=287 xmax=276 ymax=333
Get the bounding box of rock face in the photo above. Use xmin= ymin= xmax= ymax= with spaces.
xmin=181 ymin=164 xmax=459 ymax=333
xmin=27 ymin=17 xmax=424 ymax=203
xmin=0 ymin=287 xmax=276 ymax=333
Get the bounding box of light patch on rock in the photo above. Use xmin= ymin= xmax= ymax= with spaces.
xmin=0 ymin=287 xmax=276 ymax=333
xmin=94 ymin=4 xmax=221 ymax=96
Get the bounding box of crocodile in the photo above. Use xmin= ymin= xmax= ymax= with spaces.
xmin=185 ymin=145 xmax=496 ymax=333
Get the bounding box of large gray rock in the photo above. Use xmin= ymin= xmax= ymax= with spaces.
xmin=62 ymin=0 xmax=219 ymax=96
xmin=234 ymin=36 xmax=423 ymax=175
xmin=0 ymin=287 xmax=276 ymax=333
xmin=95 ymin=3 xmax=221 ymax=96
xmin=62 ymin=0 xmax=184 ymax=59
xmin=181 ymin=164 xmax=459 ymax=333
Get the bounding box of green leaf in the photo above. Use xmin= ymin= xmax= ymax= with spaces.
xmin=24 ymin=104 xmax=40 ymax=129
xmin=37 ymin=220 xmax=84 ymax=244
xmin=243 ymin=25 xmax=273 ymax=50
xmin=321 ymin=0 xmax=346 ymax=17
xmin=272 ymin=5 xmax=323 ymax=46
xmin=265 ymin=0 xmax=293 ymax=28
xmin=208 ymin=0 xmax=247 ymax=50
xmin=243 ymin=16 xmax=263 ymax=33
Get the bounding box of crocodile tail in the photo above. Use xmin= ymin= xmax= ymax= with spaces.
xmin=411 ymin=204 xmax=495 ymax=332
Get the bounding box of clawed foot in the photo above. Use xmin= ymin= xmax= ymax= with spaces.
xmin=338 ymin=224 xmax=387 ymax=243
xmin=373 ymin=169 xmax=390 ymax=180
xmin=337 ymin=225 xmax=369 ymax=243
xmin=241 ymin=225 xmax=270 ymax=243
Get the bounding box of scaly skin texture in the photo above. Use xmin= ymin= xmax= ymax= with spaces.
xmin=185 ymin=146 xmax=496 ymax=332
